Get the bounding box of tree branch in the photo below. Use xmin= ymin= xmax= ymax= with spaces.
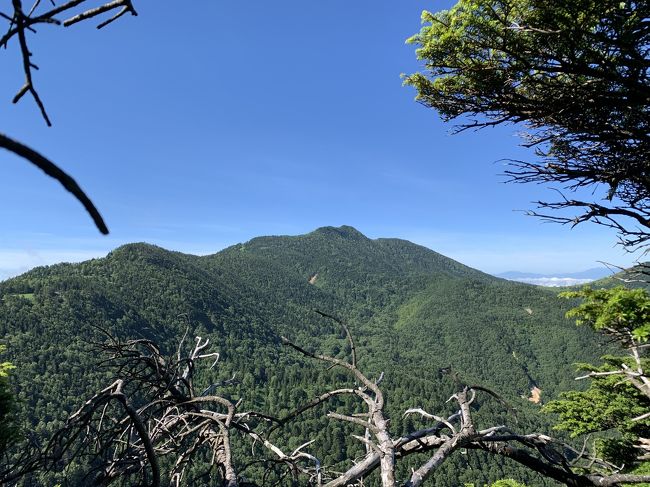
xmin=0 ymin=131 xmax=108 ymax=234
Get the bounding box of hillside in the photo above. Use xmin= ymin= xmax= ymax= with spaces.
xmin=0 ymin=226 xmax=603 ymax=485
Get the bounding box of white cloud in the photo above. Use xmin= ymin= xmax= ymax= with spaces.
xmin=508 ymin=277 xmax=595 ymax=287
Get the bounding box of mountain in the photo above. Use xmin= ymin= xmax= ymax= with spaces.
xmin=0 ymin=226 xmax=604 ymax=485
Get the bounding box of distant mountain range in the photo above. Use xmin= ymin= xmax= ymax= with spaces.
xmin=496 ymin=267 xmax=614 ymax=287
xmin=0 ymin=225 xmax=604 ymax=485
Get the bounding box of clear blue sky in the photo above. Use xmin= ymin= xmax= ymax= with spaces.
xmin=0 ymin=1 xmax=639 ymax=280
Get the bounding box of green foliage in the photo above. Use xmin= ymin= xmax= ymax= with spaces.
xmin=0 ymin=344 xmax=17 ymax=453
xmin=623 ymin=462 xmax=650 ymax=487
xmin=489 ymin=480 xmax=528 ymax=487
xmin=544 ymin=287 xmax=650 ymax=466
xmin=0 ymin=226 xmax=598 ymax=485
xmin=404 ymin=0 xmax=650 ymax=250
xmin=560 ymin=286 xmax=650 ymax=342
xmin=543 ymin=374 xmax=647 ymax=436
xmin=404 ymin=0 xmax=632 ymax=120
xmin=465 ymin=480 xmax=528 ymax=487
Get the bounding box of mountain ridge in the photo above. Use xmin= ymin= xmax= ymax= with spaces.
xmin=0 ymin=225 xmax=603 ymax=485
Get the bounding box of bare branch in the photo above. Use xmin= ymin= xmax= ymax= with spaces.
xmin=314 ymin=310 xmax=357 ymax=369
xmin=0 ymin=132 xmax=108 ymax=234
xmin=63 ymin=0 xmax=137 ymax=27
xmin=404 ymin=408 xmax=457 ymax=434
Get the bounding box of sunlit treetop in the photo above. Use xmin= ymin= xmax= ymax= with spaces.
xmin=405 ymin=0 xmax=650 ymax=252
xmin=560 ymin=286 xmax=650 ymax=342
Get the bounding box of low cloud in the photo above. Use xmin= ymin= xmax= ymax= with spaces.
xmin=508 ymin=277 xmax=594 ymax=287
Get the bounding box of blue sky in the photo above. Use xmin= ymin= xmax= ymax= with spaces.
xmin=0 ymin=1 xmax=639 ymax=279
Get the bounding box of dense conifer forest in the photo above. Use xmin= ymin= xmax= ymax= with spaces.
xmin=0 ymin=226 xmax=608 ymax=485
xmin=2 ymin=1 xmax=650 ymax=484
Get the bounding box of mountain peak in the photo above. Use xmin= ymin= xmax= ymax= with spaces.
xmin=311 ymin=225 xmax=369 ymax=241
xmin=108 ymin=242 xmax=166 ymax=258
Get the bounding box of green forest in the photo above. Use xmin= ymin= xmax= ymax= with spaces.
xmin=0 ymin=226 xmax=647 ymax=485
xmin=1 ymin=0 xmax=650 ymax=486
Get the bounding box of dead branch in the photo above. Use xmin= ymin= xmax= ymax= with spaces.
xmin=2 ymin=331 xmax=244 ymax=486
xmin=5 ymin=322 xmax=650 ymax=486
xmin=0 ymin=132 xmax=109 ymax=234
xmin=281 ymin=320 xmax=650 ymax=487
xmin=0 ymin=0 xmax=140 ymax=234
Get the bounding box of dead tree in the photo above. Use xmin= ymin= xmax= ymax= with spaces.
xmin=1 ymin=331 xmax=243 ymax=486
xmin=1 ymin=0 xmax=141 ymax=235
xmin=276 ymin=313 xmax=650 ymax=487
xmin=3 ymin=315 xmax=650 ymax=486
xmin=0 ymin=328 xmax=328 ymax=487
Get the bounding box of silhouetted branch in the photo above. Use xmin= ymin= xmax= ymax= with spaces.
xmin=0 ymin=132 xmax=108 ymax=234
xmin=1 ymin=0 xmax=140 ymax=234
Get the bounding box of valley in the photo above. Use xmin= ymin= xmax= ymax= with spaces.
xmin=0 ymin=226 xmax=603 ymax=485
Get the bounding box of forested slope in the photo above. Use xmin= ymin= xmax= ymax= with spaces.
xmin=0 ymin=226 xmax=603 ymax=485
